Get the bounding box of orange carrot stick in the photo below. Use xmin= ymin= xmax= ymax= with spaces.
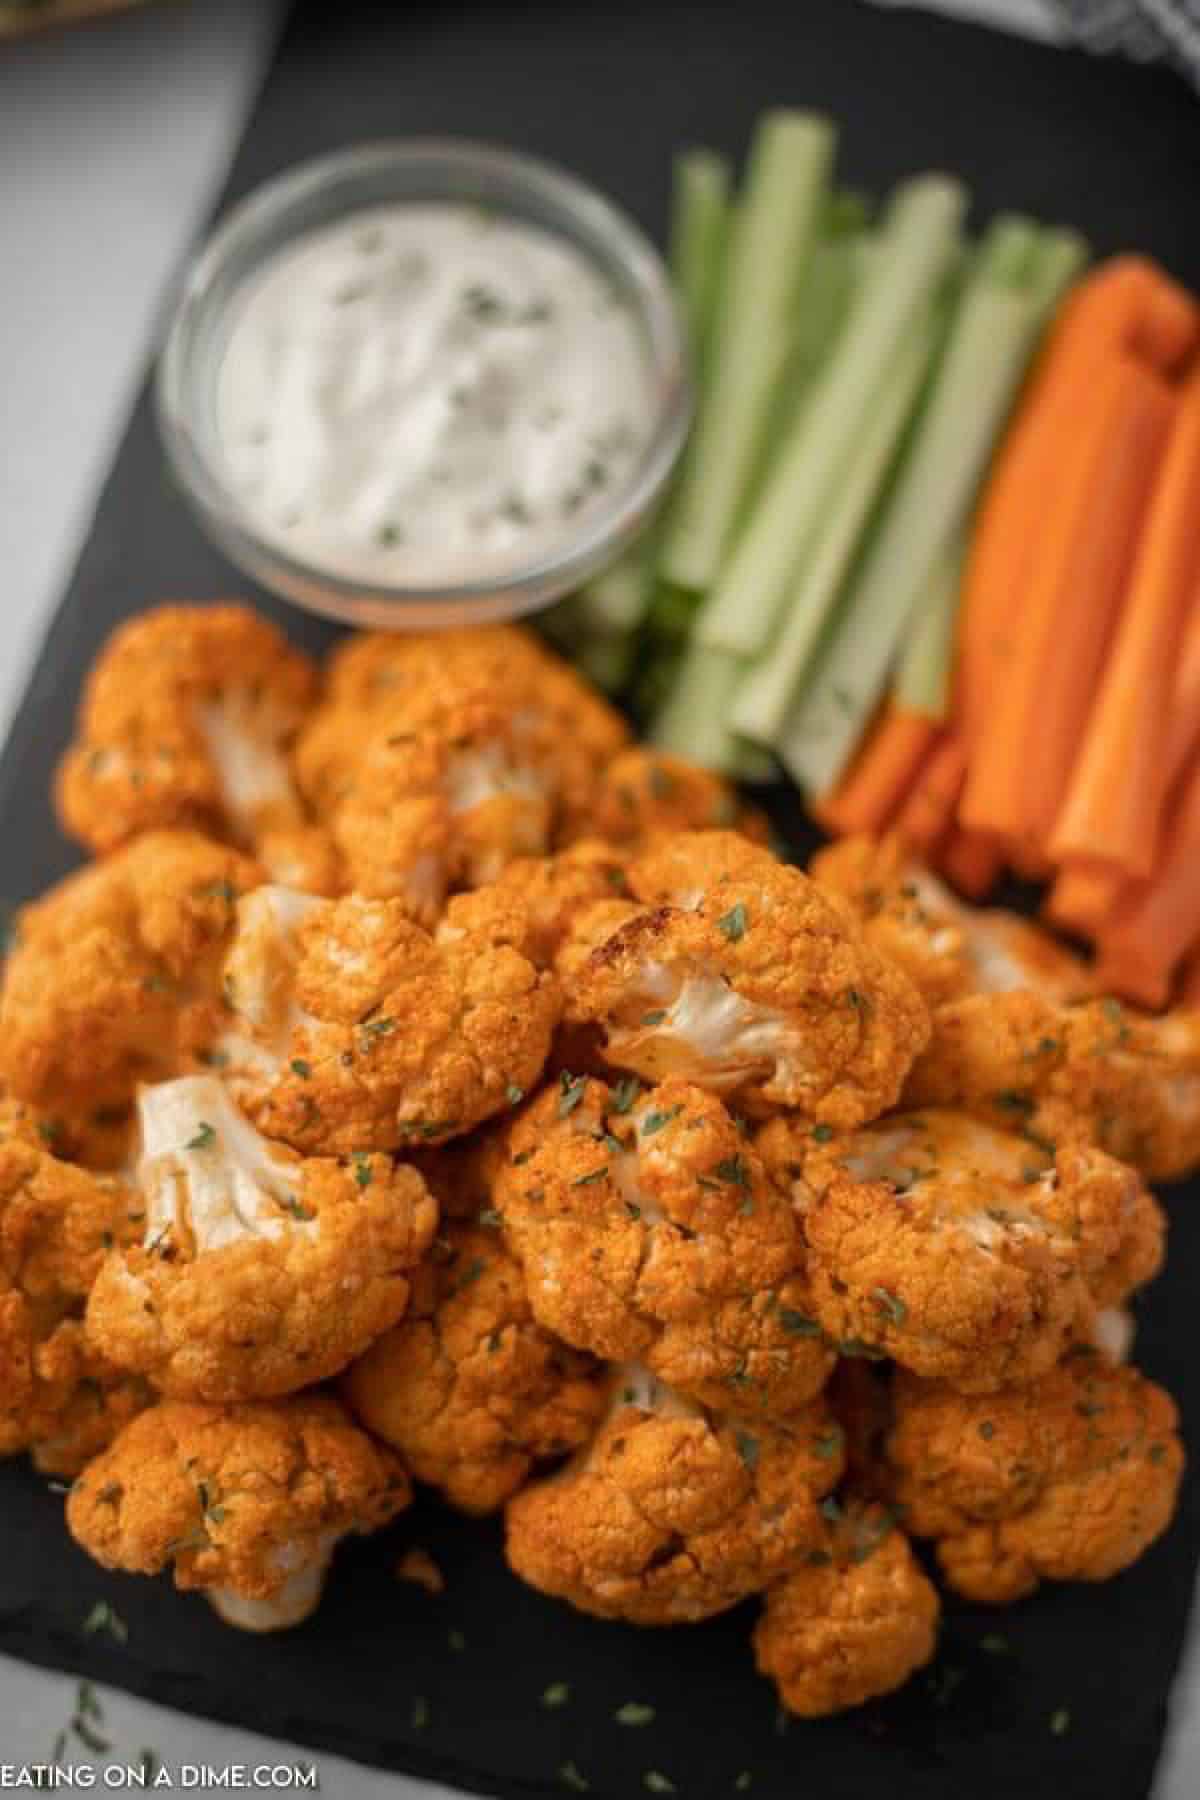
xmin=1051 ymin=365 xmax=1200 ymax=876
xmin=939 ymin=827 xmax=1003 ymax=900
xmin=1046 ymin=599 xmax=1200 ymax=932
xmin=892 ymin=733 xmax=963 ymax=858
xmin=812 ymin=704 xmax=936 ymax=839
xmin=1094 ymin=743 xmax=1200 ymax=1008
xmin=955 ymin=257 xmax=1199 ymax=752
xmin=960 ymin=353 xmax=1176 ymax=855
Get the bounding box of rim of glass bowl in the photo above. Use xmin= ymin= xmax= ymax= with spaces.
xmin=156 ymin=138 xmax=692 ymax=630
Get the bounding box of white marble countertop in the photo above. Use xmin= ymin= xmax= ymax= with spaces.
xmin=1 ymin=2 xmax=1199 ymax=1793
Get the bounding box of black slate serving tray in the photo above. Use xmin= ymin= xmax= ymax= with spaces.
xmin=4 ymin=2 xmax=1200 ymax=1795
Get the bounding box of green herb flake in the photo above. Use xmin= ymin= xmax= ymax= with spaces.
xmin=644 ymin=1776 xmax=676 ymax=1796
xmin=290 ymin=1058 xmax=312 ymax=1080
xmin=978 ymin=1421 xmax=996 ymax=1442
xmin=616 ymin=1702 xmax=656 ymax=1727
xmin=779 ymin=1308 xmax=822 ymax=1339
xmin=820 ymin=1496 xmax=843 ymax=1524
xmin=557 ymin=1073 xmax=589 ymax=1118
xmin=714 ymin=1154 xmax=750 ymax=1189
xmin=572 ymin=1166 xmax=610 ymax=1187
xmin=812 ymin=1123 xmax=835 ymax=1143
xmin=542 ymin=1682 xmax=571 ymax=1709
xmin=352 ymin=1154 xmax=373 ymax=1190
xmin=980 ymin=1633 xmax=1010 ymax=1654
xmin=641 ymin=1105 xmax=684 ymax=1137
xmin=506 ymin=1083 xmax=526 ymax=1106
xmin=186 ymin=1122 xmax=216 ymax=1152
xmin=870 ymin=1286 xmax=908 ymax=1326
xmin=718 ymin=902 xmax=748 ymax=942
xmin=412 ymin=1695 xmax=429 ymax=1731
xmin=360 ymin=1015 xmax=397 ymax=1042
xmin=612 ymin=1077 xmax=643 ymax=1114
xmin=1050 ymin=1708 xmax=1071 ymax=1737
xmin=813 ymin=1428 xmax=844 ymax=1461
xmin=735 ymin=1430 xmax=760 ymax=1471
xmin=82 ymin=1600 xmax=128 ymax=1645
xmin=477 ymin=1207 xmax=504 ymax=1229
xmin=641 ymin=1009 xmax=668 ymax=1027
xmin=560 ymin=1761 xmax=591 ymax=1792
xmin=735 ymin=1775 xmax=754 ymax=1793
xmin=448 ymin=1627 xmax=467 ymax=1652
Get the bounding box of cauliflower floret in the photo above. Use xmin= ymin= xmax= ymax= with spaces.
xmin=811 ymin=837 xmax=1091 ymax=1010
xmin=326 ymin=695 xmax=562 ymax=923
xmin=625 ymin=828 xmax=780 ymax=912
xmin=754 ymin=1498 xmax=940 ymax=1717
xmin=496 ymin=1077 xmax=832 ymax=1415
xmin=439 ymin=842 xmax=632 ymax=970
xmin=342 ymin=1222 xmax=605 ymax=1513
xmin=762 ymin=1108 xmax=1158 ymax=1390
xmin=0 ymin=832 xmax=258 ymax=1116
xmin=905 ymin=990 xmax=1200 ymax=1183
xmin=213 ymin=887 xmax=559 ymax=1153
xmin=566 ymin=837 xmax=929 ymax=1126
xmin=0 ymin=1108 xmax=149 ymax=1473
xmin=254 ymin=825 xmax=344 ymax=898
xmin=55 ymin=605 xmax=318 ymax=858
xmin=505 ymin=1370 xmax=845 ymax=1624
xmin=67 ymin=1393 xmax=409 ymax=1631
xmin=294 ymin=625 xmax=630 ymax=853
xmin=85 ymin=1076 xmax=436 ymax=1402
xmin=581 ymin=748 xmax=769 ymax=850
xmin=885 ymin=1355 xmax=1183 ymax=1603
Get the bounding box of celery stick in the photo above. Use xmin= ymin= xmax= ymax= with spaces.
xmin=649 ymin=640 xmax=749 ymax=772
xmin=671 ymin=148 xmax=733 ymax=364
xmin=729 ymin=311 xmax=937 ymax=746
xmin=893 ymin=532 xmax=966 ymax=718
xmin=697 ymin=174 xmax=966 ymax=658
xmin=1026 ymin=226 xmax=1089 ymax=326
xmin=658 ymin=111 xmax=835 ymax=593
xmin=777 ymin=218 xmax=1056 ymax=796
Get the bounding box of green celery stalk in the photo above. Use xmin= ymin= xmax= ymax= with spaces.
xmin=658 ymin=110 xmax=835 ymax=593
xmin=648 ymin=640 xmax=750 ymax=773
xmin=729 ymin=310 xmax=938 ymax=746
xmin=892 ymin=531 xmax=966 ymax=718
xmin=697 ymin=174 xmax=966 ymax=658
xmin=777 ymin=215 xmax=1062 ymax=796
xmin=670 ymin=148 xmax=734 ymax=365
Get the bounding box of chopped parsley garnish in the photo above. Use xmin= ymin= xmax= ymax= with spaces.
xmin=820 ymin=1496 xmax=843 ymax=1524
xmin=870 ymin=1286 xmax=908 ymax=1326
xmin=185 ymin=1122 xmax=215 ymax=1151
xmin=542 ymin=1683 xmax=571 ymax=1709
xmin=812 ymin=1428 xmax=844 ymax=1461
xmin=980 ymin=1633 xmax=1010 ymax=1654
xmin=779 ymin=1308 xmax=822 ymax=1339
xmin=557 ymin=1072 xmax=589 ymax=1117
xmin=612 ymin=1077 xmax=642 ymax=1114
xmin=837 ymin=1336 xmax=887 ymax=1361
xmin=812 ymin=1123 xmax=835 ymax=1143
xmin=451 ymin=1259 xmax=486 ymax=1296
xmin=377 ymin=523 xmax=404 ymax=547
xmin=643 ymin=1775 xmax=676 ymax=1795
xmin=641 ymin=1009 xmax=668 ymax=1026
xmin=735 ymin=1775 xmax=754 ymax=1792
xmin=714 ymin=1154 xmax=751 ymax=1189
xmin=290 ymin=1058 xmax=312 ymax=1079
xmin=616 ymin=1702 xmax=656 ymax=1727
xmin=641 ymin=1104 xmax=684 ymax=1136
xmin=506 ymin=1083 xmax=526 ymax=1105
xmin=978 ymin=1420 xmax=996 ymax=1442
xmin=281 ymin=1195 xmax=316 ymax=1223
xmin=352 ymin=1154 xmax=373 ymax=1189
xmin=735 ymin=1430 xmax=760 ymax=1471
xmin=1050 ymin=1708 xmax=1071 ymax=1737
xmin=477 ymin=1207 xmax=504 ymax=1228
xmin=360 ymin=1015 xmax=396 ymax=1042
xmin=717 ymin=902 xmax=748 ymax=942
xmin=559 ymin=1761 xmax=591 ymax=1792
xmin=572 ymin=1166 xmax=609 ymax=1187
xmin=82 ymin=1600 xmax=128 ymax=1645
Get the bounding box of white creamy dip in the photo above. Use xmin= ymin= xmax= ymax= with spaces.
xmin=215 ymin=203 xmax=654 ymax=586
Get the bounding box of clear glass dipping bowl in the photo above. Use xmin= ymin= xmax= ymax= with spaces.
xmin=157 ymin=140 xmax=691 ymax=629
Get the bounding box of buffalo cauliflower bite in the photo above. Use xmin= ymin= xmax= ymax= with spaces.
xmin=567 ymin=837 xmax=929 ymax=1126
xmin=582 ymin=749 xmax=769 ymax=849
xmin=55 ymin=605 xmax=318 ymax=858
xmin=439 ymin=842 xmax=633 ymax=970
xmin=505 ymin=1368 xmax=845 ymax=1624
xmin=342 ymin=1222 xmax=605 ymax=1513
xmin=214 ymin=886 xmax=559 ymax=1153
xmin=86 ymin=1076 xmax=436 ymax=1402
xmin=294 ymin=626 xmax=630 ymax=857
xmin=754 ymin=1498 xmax=940 ymax=1717
xmin=496 ymin=1077 xmax=833 ymax=1415
xmin=885 ymin=1355 xmax=1183 ymax=1603
xmin=761 ymin=1108 xmax=1155 ymax=1391
xmin=905 ymin=990 xmax=1200 ymax=1184
xmin=0 ymin=1106 xmax=149 ymax=1474
xmin=0 ymin=832 xmax=258 ymax=1117
xmin=811 ymin=837 xmax=1091 ymax=1010
xmin=68 ymin=1393 xmax=409 ymax=1631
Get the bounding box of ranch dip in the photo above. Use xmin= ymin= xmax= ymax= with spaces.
xmin=215 ymin=202 xmax=654 ymax=586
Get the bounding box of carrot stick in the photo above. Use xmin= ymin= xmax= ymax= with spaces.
xmin=939 ymin=826 xmax=1003 ymax=899
xmin=1094 ymin=743 xmax=1200 ymax=1009
xmin=959 ymin=352 xmax=1176 ymax=855
xmin=954 ymin=257 xmax=1198 ymax=752
xmin=1045 ymin=600 xmax=1200 ymax=932
xmin=1051 ymin=365 xmax=1200 ymax=876
xmin=812 ymin=703 xmax=936 ymax=838
xmin=892 ymin=732 xmax=963 ymax=857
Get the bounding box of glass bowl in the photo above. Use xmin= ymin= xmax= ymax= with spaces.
xmin=156 ymin=139 xmax=691 ymax=629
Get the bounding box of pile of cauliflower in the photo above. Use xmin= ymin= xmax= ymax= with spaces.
xmin=2 ymin=602 xmax=1192 ymax=1718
